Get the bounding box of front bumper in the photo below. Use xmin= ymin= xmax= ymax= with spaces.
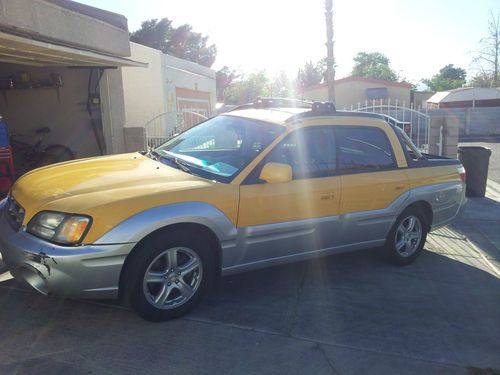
xmin=0 ymin=207 xmax=136 ymax=299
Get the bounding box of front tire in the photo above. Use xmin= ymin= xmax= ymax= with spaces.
xmin=124 ymin=229 xmax=215 ymax=322
xmin=385 ymin=207 xmax=428 ymax=265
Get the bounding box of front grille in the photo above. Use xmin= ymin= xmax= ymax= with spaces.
xmin=6 ymin=196 xmax=25 ymax=232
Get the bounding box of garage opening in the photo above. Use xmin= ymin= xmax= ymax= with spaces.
xmin=0 ymin=27 xmax=145 ymax=196
xmin=0 ymin=64 xmax=105 ymax=176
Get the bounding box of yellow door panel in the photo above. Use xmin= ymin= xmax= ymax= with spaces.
xmin=340 ymin=170 xmax=409 ymax=214
xmin=238 ymin=176 xmax=341 ymax=227
xmin=406 ymin=165 xmax=460 ymax=188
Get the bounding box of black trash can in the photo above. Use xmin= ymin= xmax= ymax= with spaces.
xmin=458 ymin=146 xmax=492 ymax=197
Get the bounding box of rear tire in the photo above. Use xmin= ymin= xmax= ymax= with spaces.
xmin=124 ymin=229 xmax=215 ymax=322
xmin=385 ymin=207 xmax=428 ymax=265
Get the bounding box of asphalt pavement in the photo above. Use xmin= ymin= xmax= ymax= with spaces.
xmin=1 ymin=142 xmax=500 ymax=374
xmin=0 ymin=193 xmax=499 ymax=374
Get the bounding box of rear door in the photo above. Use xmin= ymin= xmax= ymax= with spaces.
xmin=336 ymin=126 xmax=410 ymax=245
xmin=236 ymin=126 xmax=342 ymax=264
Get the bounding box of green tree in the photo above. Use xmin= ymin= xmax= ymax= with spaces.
xmin=269 ymin=70 xmax=294 ymax=98
xmin=297 ymin=61 xmax=325 ymax=87
xmin=422 ymin=64 xmax=466 ymax=91
xmin=470 ymin=72 xmax=495 ymax=87
xmin=351 ymin=52 xmax=398 ymax=82
xmin=224 ymin=71 xmax=270 ymax=104
xmin=130 ymin=18 xmax=217 ymax=67
xmin=216 ymin=66 xmax=239 ymax=102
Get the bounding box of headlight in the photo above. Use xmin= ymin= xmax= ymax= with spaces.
xmin=27 ymin=211 xmax=91 ymax=245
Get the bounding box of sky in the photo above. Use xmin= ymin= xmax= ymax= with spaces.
xmin=79 ymin=0 xmax=498 ymax=84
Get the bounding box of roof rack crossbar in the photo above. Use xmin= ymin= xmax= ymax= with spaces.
xmin=228 ymin=97 xmax=313 ymax=112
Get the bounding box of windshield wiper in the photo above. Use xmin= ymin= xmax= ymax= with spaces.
xmin=145 ymin=149 xmax=162 ymax=161
xmin=160 ymin=153 xmax=194 ymax=174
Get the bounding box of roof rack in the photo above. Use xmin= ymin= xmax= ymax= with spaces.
xmin=228 ymin=97 xmax=313 ymax=112
xmin=228 ymin=98 xmax=392 ymax=125
xmin=286 ymin=108 xmax=388 ymax=123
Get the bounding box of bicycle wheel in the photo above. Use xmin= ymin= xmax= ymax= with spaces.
xmin=36 ymin=145 xmax=75 ymax=167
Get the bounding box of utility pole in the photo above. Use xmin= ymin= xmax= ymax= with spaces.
xmin=325 ymin=0 xmax=335 ymax=102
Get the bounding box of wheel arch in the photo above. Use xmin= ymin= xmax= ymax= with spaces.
xmin=403 ymin=200 xmax=433 ymax=230
xmin=118 ymin=222 xmax=223 ymax=301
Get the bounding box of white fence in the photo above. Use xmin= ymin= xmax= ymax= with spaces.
xmin=345 ymin=100 xmax=431 ymax=151
xmin=144 ymin=110 xmax=208 ymax=149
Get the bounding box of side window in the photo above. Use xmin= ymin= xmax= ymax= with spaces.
xmin=336 ymin=127 xmax=396 ymax=171
xmin=266 ymin=127 xmax=337 ymax=179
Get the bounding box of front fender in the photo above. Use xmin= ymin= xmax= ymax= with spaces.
xmin=93 ymin=202 xmax=237 ymax=245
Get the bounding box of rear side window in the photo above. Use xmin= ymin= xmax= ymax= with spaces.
xmin=335 ymin=127 xmax=396 ymax=171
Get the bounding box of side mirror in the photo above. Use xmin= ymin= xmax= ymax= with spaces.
xmin=259 ymin=162 xmax=292 ymax=184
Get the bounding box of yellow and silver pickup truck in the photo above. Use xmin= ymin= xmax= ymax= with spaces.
xmin=0 ymin=100 xmax=466 ymax=321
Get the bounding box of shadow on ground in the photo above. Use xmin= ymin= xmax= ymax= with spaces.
xmin=0 ymin=247 xmax=499 ymax=374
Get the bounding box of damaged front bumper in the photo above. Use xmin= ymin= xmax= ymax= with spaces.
xmin=0 ymin=206 xmax=136 ymax=299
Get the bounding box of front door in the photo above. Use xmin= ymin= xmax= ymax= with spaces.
xmin=237 ymin=126 xmax=342 ymax=264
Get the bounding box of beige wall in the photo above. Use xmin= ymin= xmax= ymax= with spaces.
xmin=121 ymin=43 xmax=166 ymax=128
xmin=0 ymin=0 xmax=130 ymax=57
xmin=0 ymin=63 xmax=101 ymax=158
xmin=100 ymin=68 xmax=126 ymax=155
xmin=413 ymin=91 xmax=434 ymax=109
xmin=301 ymin=81 xmax=411 ymax=109
xmin=121 ymin=43 xmax=216 ymax=131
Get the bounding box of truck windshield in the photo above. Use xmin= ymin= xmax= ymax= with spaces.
xmin=154 ymin=115 xmax=285 ymax=183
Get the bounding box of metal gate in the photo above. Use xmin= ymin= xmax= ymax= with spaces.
xmin=143 ymin=110 xmax=208 ymax=149
xmin=347 ymin=100 xmax=431 ymax=152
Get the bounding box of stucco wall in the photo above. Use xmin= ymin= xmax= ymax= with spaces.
xmin=121 ymin=43 xmax=216 ymax=129
xmin=0 ymin=0 xmax=130 ymax=57
xmin=428 ymin=107 xmax=500 ymax=136
xmin=121 ymin=43 xmax=166 ymax=128
xmin=100 ymin=68 xmax=126 ymax=154
xmin=0 ymin=63 xmax=101 ymax=158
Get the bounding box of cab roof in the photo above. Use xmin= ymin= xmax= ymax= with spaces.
xmin=222 ymin=99 xmax=389 ymax=128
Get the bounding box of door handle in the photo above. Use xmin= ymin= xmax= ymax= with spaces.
xmin=320 ymin=192 xmax=335 ymax=201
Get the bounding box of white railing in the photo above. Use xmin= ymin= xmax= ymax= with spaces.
xmin=346 ymin=99 xmax=431 ymax=152
xmin=144 ymin=110 xmax=208 ymax=149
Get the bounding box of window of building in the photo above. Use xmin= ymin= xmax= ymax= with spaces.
xmin=366 ymin=87 xmax=388 ymax=100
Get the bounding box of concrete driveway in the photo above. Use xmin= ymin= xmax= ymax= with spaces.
xmin=1 ymin=232 xmax=499 ymax=374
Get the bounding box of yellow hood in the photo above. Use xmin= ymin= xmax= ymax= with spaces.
xmin=11 ymin=153 xmax=239 ymax=243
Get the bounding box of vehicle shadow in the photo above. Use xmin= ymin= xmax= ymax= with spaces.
xmin=0 ymin=247 xmax=499 ymax=372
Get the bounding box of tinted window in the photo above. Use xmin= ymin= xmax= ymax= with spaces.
xmin=336 ymin=127 xmax=395 ymax=171
xmin=266 ymin=127 xmax=336 ymax=179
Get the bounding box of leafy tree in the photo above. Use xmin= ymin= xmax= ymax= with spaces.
xmin=130 ymin=18 xmax=217 ymax=67
xmin=269 ymin=70 xmax=294 ymax=98
xmin=216 ymin=66 xmax=239 ymax=102
xmin=224 ymin=71 xmax=270 ymax=104
xmin=351 ymin=52 xmax=398 ymax=82
xmin=472 ymin=10 xmax=500 ymax=87
xmin=422 ymin=64 xmax=466 ymax=91
xmin=297 ymin=61 xmax=325 ymax=87
xmin=470 ymin=72 xmax=495 ymax=87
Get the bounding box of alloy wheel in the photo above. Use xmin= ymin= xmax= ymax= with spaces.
xmin=142 ymin=247 xmax=203 ymax=309
xmin=394 ymin=215 xmax=423 ymax=257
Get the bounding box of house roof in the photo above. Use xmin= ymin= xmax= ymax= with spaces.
xmin=427 ymin=87 xmax=500 ymax=103
xmin=301 ymin=76 xmax=412 ymax=92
